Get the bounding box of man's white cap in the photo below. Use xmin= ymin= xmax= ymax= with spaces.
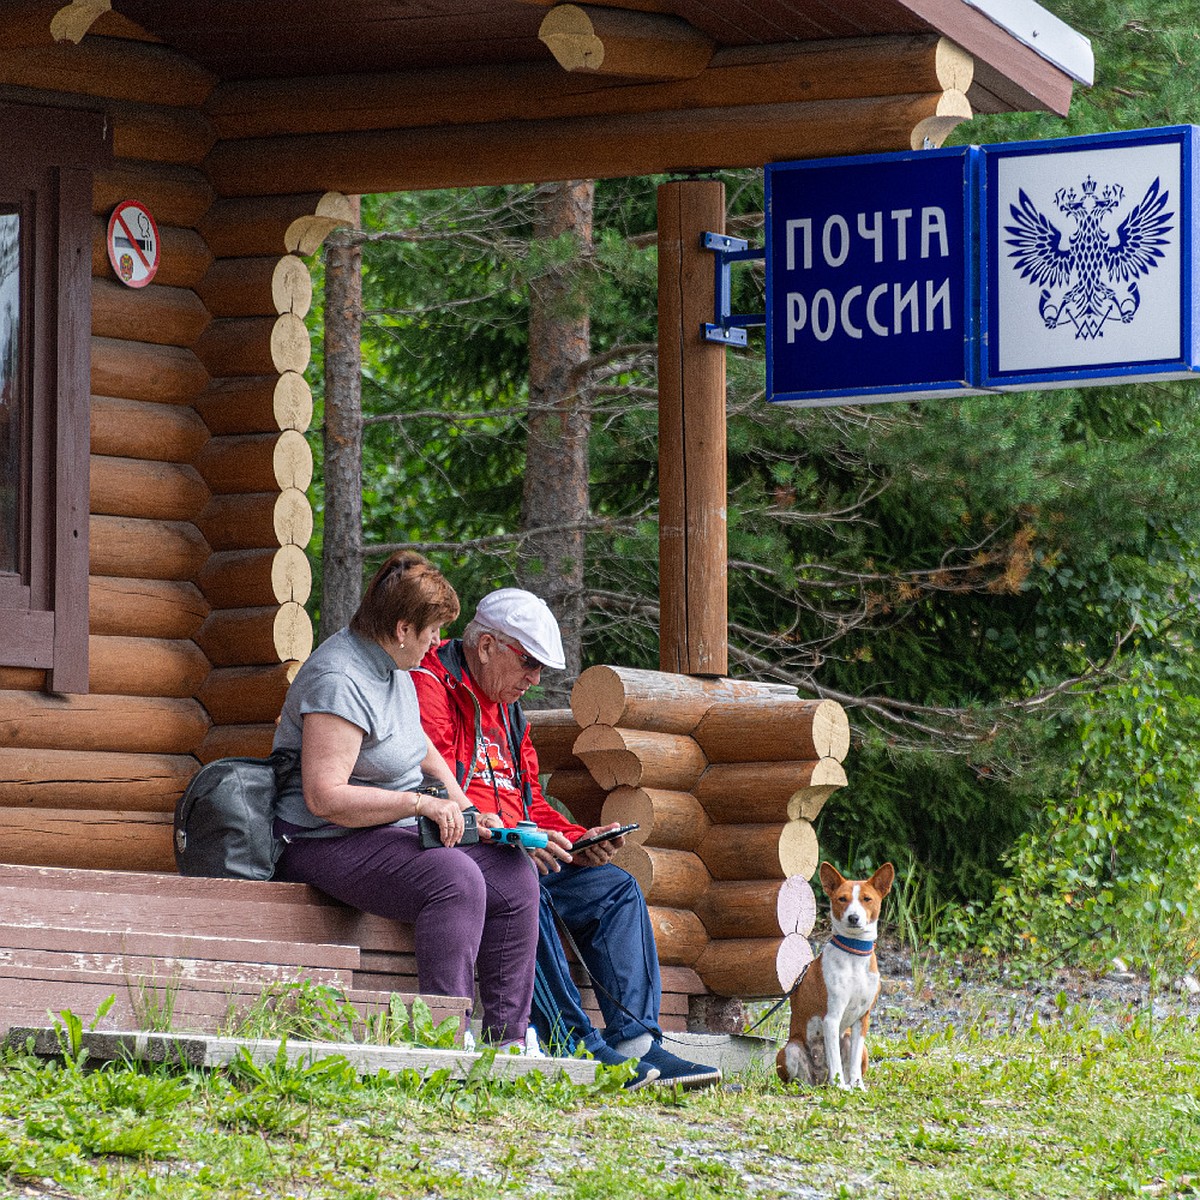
xmin=474 ymin=588 xmax=566 ymax=670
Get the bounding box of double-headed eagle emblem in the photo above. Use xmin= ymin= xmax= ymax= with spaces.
xmin=1005 ymin=175 xmax=1174 ymax=339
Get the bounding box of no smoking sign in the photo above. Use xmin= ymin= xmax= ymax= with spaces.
xmin=106 ymin=200 xmax=160 ymax=288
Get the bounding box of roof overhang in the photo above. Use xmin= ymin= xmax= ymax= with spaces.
xmin=67 ymin=0 xmax=1092 ymax=195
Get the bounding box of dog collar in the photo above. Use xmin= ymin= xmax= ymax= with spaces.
xmin=829 ymin=934 xmax=875 ymax=956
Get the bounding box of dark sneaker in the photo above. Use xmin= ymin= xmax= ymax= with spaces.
xmin=640 ymin=1041 xmax=722 ymax=1090
xmin=588 ymin=1040 xmax=661 ymax=1090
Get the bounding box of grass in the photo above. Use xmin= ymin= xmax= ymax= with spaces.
xmin=1 ymin=996 xmax=1199 ymax=1198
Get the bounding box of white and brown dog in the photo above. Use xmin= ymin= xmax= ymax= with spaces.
xmin=776 ymin=861 xmax=895 ymax=1089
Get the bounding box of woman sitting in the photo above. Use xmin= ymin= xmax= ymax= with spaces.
xmin=272 ymin=550 xmax=539 ymax=1047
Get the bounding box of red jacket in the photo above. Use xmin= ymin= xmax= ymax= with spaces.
xmin=413 ymin=639 xmax=586 ymax=840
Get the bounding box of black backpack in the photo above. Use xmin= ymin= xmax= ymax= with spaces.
xmin=173 ymin=749 xmax=299 ymax=880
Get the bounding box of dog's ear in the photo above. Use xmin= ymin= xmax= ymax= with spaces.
xmin=818 ymin=861 xmax=845 ymax=896
xmin=869 ymin=862 xmax=895 ymax=898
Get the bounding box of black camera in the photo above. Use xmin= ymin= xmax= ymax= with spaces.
xmin=416 ymin=783 xmax=480 ymax=849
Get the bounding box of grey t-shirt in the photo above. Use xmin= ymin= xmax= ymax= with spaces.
xmin=272 ymin=627 xmax=426 ymax=831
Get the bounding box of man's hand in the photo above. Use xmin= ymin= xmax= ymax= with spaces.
xmin=527 ymin=829 xmax=574 ymax=875
xmin=571 ymin=824 xmax=627 ymax=867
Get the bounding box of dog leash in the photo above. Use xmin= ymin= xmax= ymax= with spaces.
xmin=740 ymin=960 xmax=812 ymax=1035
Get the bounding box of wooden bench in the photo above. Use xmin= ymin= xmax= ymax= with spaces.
xmin=0 ymin=862 xmax=706 ymax=1036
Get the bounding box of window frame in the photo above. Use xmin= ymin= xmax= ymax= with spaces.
xmin=0 ymin=102 xmax=111 ymax=694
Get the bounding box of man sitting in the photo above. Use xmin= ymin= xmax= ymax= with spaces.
xmin=414 ymin=587 xmax=721 ymax=1089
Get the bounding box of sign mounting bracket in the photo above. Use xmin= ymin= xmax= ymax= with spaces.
xmin=701 ymin=231 xmax=765 ymax=346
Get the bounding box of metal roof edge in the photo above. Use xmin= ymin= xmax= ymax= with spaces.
xmin=962 ymin=0 xmax=1094 ymax=85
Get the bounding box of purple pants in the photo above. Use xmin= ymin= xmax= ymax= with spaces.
xmin=275 ymin=823 xmax=539 ymax=1044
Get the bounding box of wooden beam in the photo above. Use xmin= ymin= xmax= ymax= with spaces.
xmin=657 ymin=179 xmax=727 ymax=676
xmin=207 ymin=35 xmax=965 ymax=139
xmin=207 ymin=90 xmax=971 ymax=196
xmin=538 ymin=4 xmax=714 ymax=80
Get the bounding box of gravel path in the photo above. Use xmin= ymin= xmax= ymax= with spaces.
xmin=868 ymin=938 xmax=1200 ymax=1038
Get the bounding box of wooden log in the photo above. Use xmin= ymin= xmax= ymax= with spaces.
xmin=88 ymin=634 xmax=210 ymax=699
xmin=0 ymin=690 xmax=209 ymax=755
xmin=90 ymin=395 xmax=210 ymax=464
xmin=525 ymin=707 xmax=583 ymax=771
xmin=284 ymin=192 xmax=357 ymax=255
xmin=275 ymin=487 xmax=315 ymax=549
xmin=0 ymin=37 xmax=213 ymax=106
xmin=193 ymin=372 xmax=313 ymax=438
xmin=543 ymin=769 xmax=607 ymax=830
xmin=600 ymin=786 xmax=708 ymax=850
xmin=198 ymin=192 xmax=346 ymax=259
xmin=0 ymin=747 xmax=196 ymax=813
xmin=776 ymin=932 xmax=815 ymax=993
xmin=194 ymin=316 xmax=279 ymax=378
xmin=691 ymin=931 xmax=811 ymax=998
xmin=273 ymin=373 xmax=314 ymax=433
xmin=570 ymin=664 xmax=796 ymax=734
xmin=90 ymin=336 xmax=208 ymax=406
xmin=658 ymin=178 xmax=727 ymax=675
xmin=198 ymin=548 xmax=280 ymax=609
xmin=195 ymin=607 xmax=281 ymax=668
xmin=209 ymin=36 xmax=977 ymax=138
xmin=197 ymin=254 xmax=313 ymax=319
xmin=694 ymin=937 xmax=790 ymax=997
xmin=89 ymin=514 xmax=210 ymax=582
xmin=697 ymin=823 xmax=786 ymax=881
xmin=694 ymin=876 xmax=817 ymax=942
xmin=693 ymin=698 xmax=850 ymax=764
xmin=206 ymin=94 xmax=970 ymax=197
xmin=0 ymin=668 xmax=44 ymax=692
xmin=89 ymin=455 xmax=210 ymax=521
xmin=198 ymin=664 xmax=292 ymax=726
xmin=273 ymin=430 xmax=312 ymax=492
xmin=615 ymin=844 xmax=709 ymax=910
xmin=91 ymin=278 xmax=211 ymax=347
xmin=196 ymin=493 xmax=277 ymax=552
xmin=646 ymin=906 xmax=707 ymax=966
xmin=94 ymin=162 xmax=214 ymax=229
xmin=89 ymin=576 xmax=209 ymax=641
xmin=779 ymin=819 xmax=820 ymax=881
xmin=538 ymin=5 xmax=714 ymax=80
xmin=93 ymin=219 xmax=212 ymax=291
xmin=106 ymin=98 xmax=216 ymax=166
xmin=195 ymin=433 xmax=279 ymax=495
xmin=693 ymin=758 xmax=847 ymax=824
xmin=0 ymin=809 xmax=174 ymax=872
xmin=776 ymin=875 xmax=818 ymax=938
xmin=197 ymin=723 xmax=276 ymax=763
xmin=275 ymin=601 xmax=314 ymax=664
xmin=271 ymin=544 xmax=313 ymax=605
xmin=195 ymin=376 xmax=273 ymax=435
xmin=571 ymin=725 xmax=706 ymax=792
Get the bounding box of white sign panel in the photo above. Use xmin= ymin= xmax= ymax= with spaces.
xmin=106 ymin=199 xmax=160 ymax=289
xmin=981 ymin=126 xmax=1198 ymax=389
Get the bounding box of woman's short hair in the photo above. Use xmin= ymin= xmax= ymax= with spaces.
xmin=350 ymin=551 xmax=460 ymax=644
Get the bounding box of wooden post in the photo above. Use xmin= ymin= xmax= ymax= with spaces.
xmin=657 ymin=180 xmax=727 ymax=676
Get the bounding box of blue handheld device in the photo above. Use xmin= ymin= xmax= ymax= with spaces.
xmin=491 ymin=820 xmax=549 ymax=849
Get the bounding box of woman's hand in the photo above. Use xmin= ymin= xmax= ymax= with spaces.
xmin=416 ymin=791 xmax=468 ymax=847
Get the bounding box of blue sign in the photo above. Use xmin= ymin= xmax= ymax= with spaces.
xmin=765 ymin=147 xmax=980 ymax=407
xmin=980 ymin=125 xmax=1199 ymax=389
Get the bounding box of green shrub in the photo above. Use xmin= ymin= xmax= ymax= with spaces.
xmin=967 ymin=658 xmax=1200 ymax=974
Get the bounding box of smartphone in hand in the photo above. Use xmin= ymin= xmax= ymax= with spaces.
xmin=569 ymin=823 xmax=639 ymax=852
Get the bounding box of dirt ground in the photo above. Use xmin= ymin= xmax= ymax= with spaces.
xmin=867 ymin=936 xmax=1200 ymax=1037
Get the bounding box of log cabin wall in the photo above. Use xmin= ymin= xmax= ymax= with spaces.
xmin=537 ymin=665 xmax=851 ymax=1001
xmin=0 ymin=13 xmax=344 ymax=872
